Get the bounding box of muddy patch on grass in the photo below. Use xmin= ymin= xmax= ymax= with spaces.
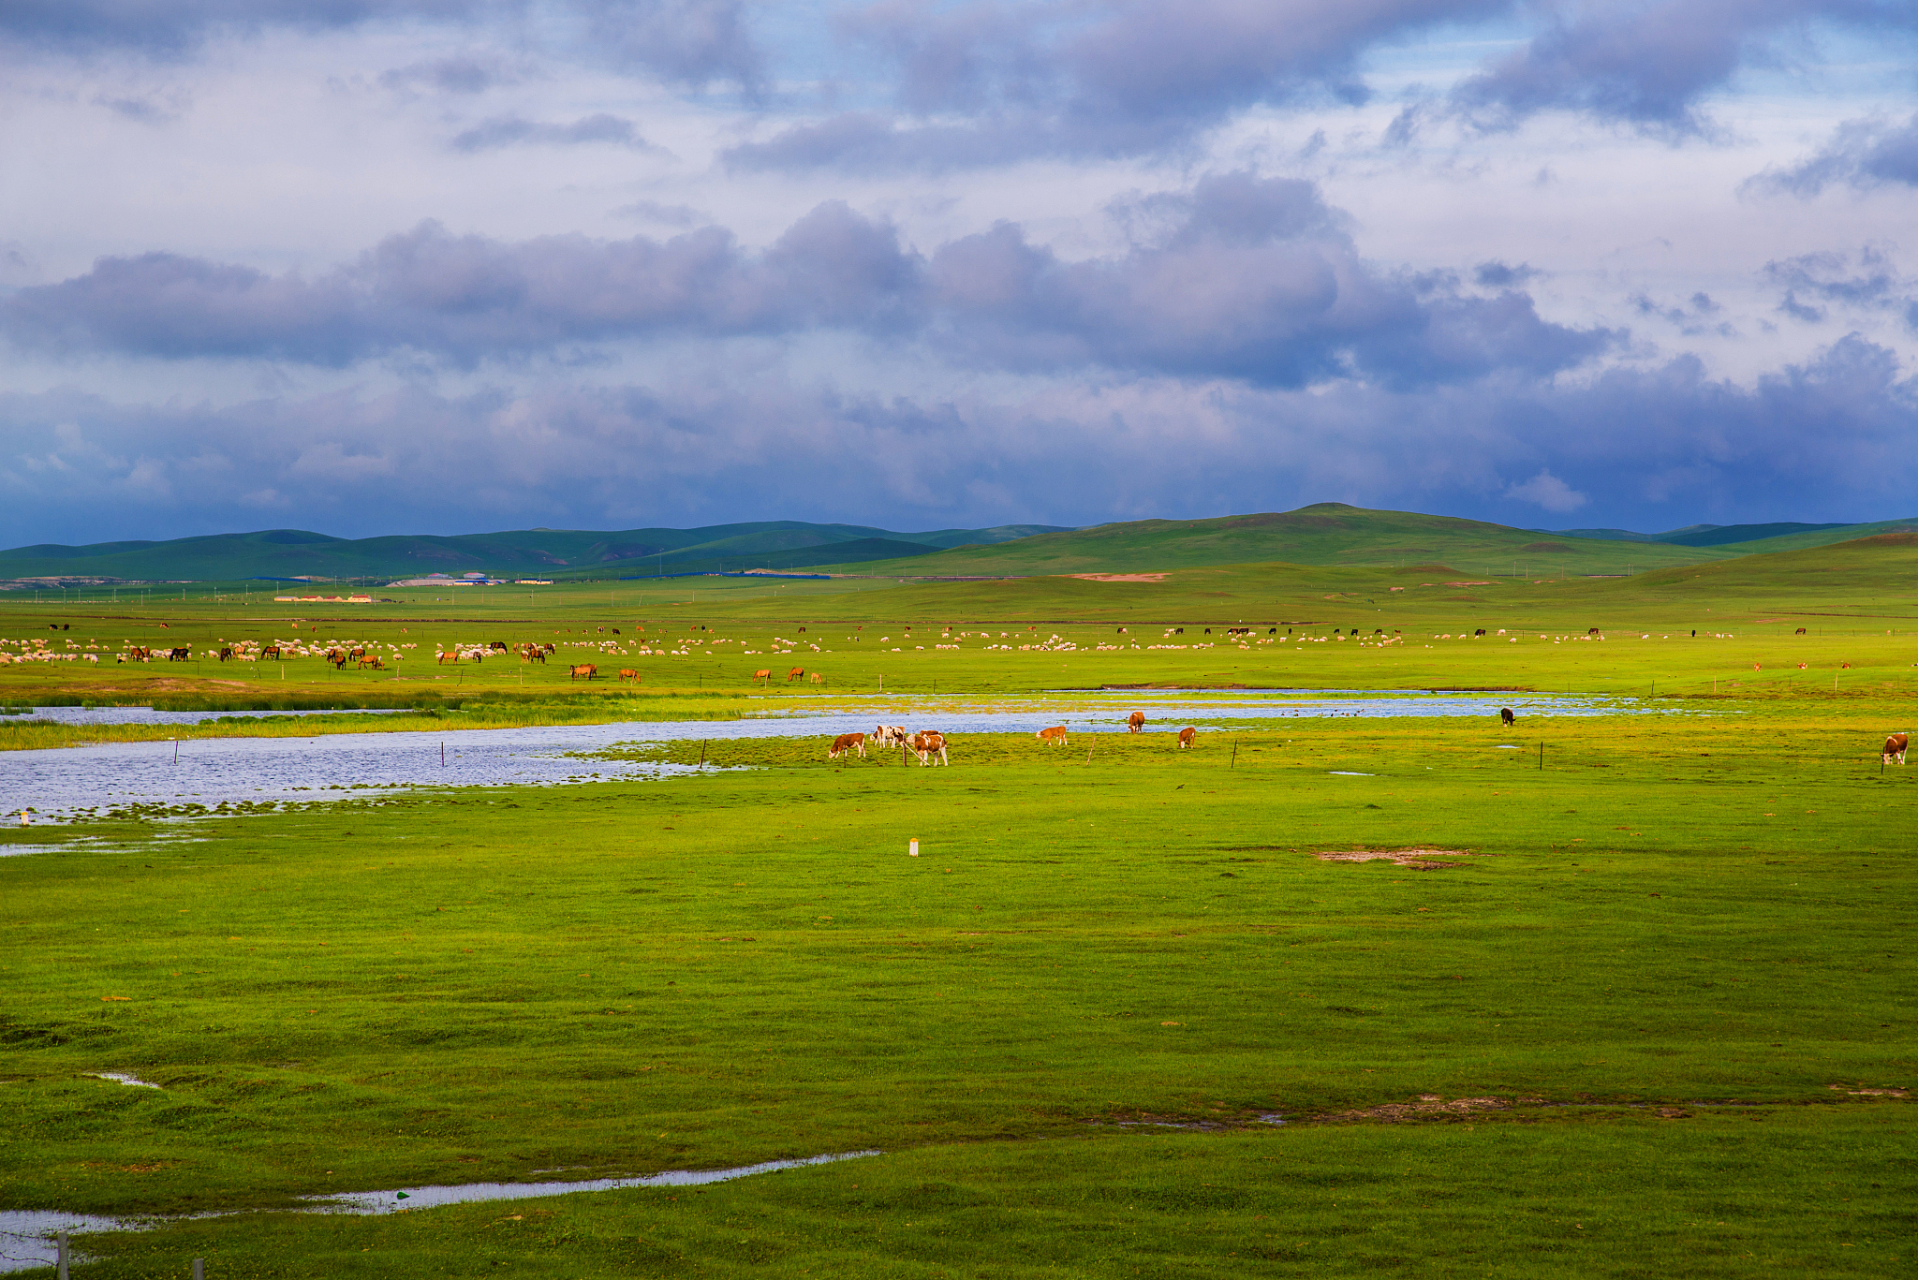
xmin=1318 ymin=1095 xmax=1518 ymax=1123
xmin=1315 ymin=849 xmax=1487 ymax=869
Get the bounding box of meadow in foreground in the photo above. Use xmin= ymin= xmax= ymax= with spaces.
xmin=4 ymin=694 xmax=1912 ymax=1276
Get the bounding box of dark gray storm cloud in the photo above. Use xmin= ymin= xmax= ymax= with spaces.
xmin=1 ymin=174 xmax=1611 ymax=387
xmin=3 ymin=333 xmax=1911 ymax=543
xmin=1750 ymin=111 xmax=1918 ymax=194
xmin=451 ymin=113 xmax=650 ymax=150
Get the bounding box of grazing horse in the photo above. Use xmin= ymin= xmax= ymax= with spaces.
xmin=437 ymin=651 xmax=459 ymax=664
xmin=489 ymin=641 xmax=509 ymax=652
xmin=1176 ymin=727 xmax=1197 ymax=749
xmin=1588 ymin=627 xmax=1601 ymax=636
xmin=752 ymin=668 xmax=772 ymax=685
xmin=166 ymin=646 xmax=190 ymax=661
xmin=1885 ymin=733 xmax=1909 ymax=765
xmin=217 ymin=647 xmax=234 ymax=662
xmin=128 ymin=646 xmax=152 ymax=662
xmin=261 ymin=645 xmax=280 ymax=660
xmin=618 ymin=668 xmax=640 ymax=682
xmin=1499 ymin=707 xmax=1515 ymax=726
xmin=809 ymin=672 xmax=825 ymax=684
xmin=1036 ymin=725 xmax=1068 ymax=746
xmin=829 ymin=732 xmax=866 ymax=760
xmin=1795 ymin=627 xmax=1808 ymax=635
xmin=1127 ymin=711 xmax=1145 ymax=733
xmin=357 ymin=656 xmax=384 ymax=670
xmin=910 ymin=732 xmax=948 ymax=766
xmin=570 ymin=663 xmax=598 ymax=680
xmin=787 ymin=666 xmax=806 ymax=682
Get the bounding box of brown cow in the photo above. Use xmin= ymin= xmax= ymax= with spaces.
xmin=787 ymin=666 xmax=806 ymax=682
xmin=1036 ymin=725 xmax=1068 ymax=746
xmin=1885 ymin=733 xmax=1909 ymax=765
xmin=829 ymin=732 xmax=866 ymax=760
xmin=618 ymin=669 xmax=640 ymax=682
xmin=1176 ymin=727 xmax=1197 ymax=749
xmin=1127 ymin=711 xmax=1145 ymax=733
xmin=910 ymin=731 xmax=948 ymax=766
xmin=570 ymin=663 xmax=598 ymax=680
xmin=752 ymin=668 xmax=772 ymax=685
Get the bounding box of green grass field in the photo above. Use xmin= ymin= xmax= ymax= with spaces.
xmin=2 ymin=538 xmax=1914 ymax=1276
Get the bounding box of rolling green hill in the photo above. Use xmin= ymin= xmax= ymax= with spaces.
xmin=830 ymin=503 xmax=1731 ymax=578
xmin=0 ymin=521 xmax=1068 ymax=585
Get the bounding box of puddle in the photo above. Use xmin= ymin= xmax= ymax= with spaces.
xmin=0 ymin=1151 xmax=880 ymax=1273
xmin=307 ymin=1149 xmax=879 ymax=1215
xmin=86 ymin=1072 xmax=161 ymax=1089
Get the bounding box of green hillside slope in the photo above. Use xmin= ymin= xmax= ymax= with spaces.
xmin=0 ymin=521 xmax=1062 ymax=583
xmin=831 ymin=504 xmax=1729 ymax=577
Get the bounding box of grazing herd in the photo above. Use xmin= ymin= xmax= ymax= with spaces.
xmin=831 ymin=716 xmax=1201 ymax=765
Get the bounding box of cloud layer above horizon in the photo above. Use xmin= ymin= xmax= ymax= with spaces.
xmin=3 ymin=0 xmax=1917 ymax=542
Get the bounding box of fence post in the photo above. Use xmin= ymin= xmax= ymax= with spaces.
xmin=194 ymin=1260 xmax=205 ymax=1280
xmin=57 ymin=1232 xmax=67 ymax=1279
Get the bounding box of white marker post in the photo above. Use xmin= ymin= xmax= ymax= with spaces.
xmin=909 ymin=838 xmax=919 ymax=857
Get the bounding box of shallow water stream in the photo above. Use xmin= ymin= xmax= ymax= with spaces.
xmin=0 ymin=692 xmax=1645 ymax=823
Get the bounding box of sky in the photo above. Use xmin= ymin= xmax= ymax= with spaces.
xmin=3 ymin=1 xmax=1918 ymax=545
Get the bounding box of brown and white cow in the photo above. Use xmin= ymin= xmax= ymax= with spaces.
xmin=910 ymin=731 xmax=948 ymax=766
xmin=1176 ymin=727 xmax=1197 ymax=749
xmin=1036 ymin=725 xmax=1068 ymax=746
xmin=1127 ymin=711 xmax=1146 ymax=733
xmin=829 ymin=732 xmax=867 ymax=760
xmin=873 ymin=724 xmax=908 ymax=747
xmin=570 ymin=663 xmax=598 ymax=680
xmin=1885 ymin=732 xmax=1909 ymax=765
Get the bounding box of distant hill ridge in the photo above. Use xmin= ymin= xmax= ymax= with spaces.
xmin=0 ymin=521 xmax=1072 ymax=583
xmin=6 ymin=505 xmax=1910 ymax=585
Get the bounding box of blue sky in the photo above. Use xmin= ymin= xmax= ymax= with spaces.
xmin=3 ymin=0 xmax=1917 ymax=542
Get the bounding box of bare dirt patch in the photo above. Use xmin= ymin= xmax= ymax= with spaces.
xmin=1315 ymin=849 xmax=1486 ymax=870
xmin=1829 ymin=1084 xmax=1910 ymax=1097
xmin=1319 ymin=1095 xmax=1515 ymax=1123
xmin=1070 ymin=573 xmax=1168 ymax=582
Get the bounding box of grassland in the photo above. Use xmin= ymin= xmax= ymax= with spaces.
xmin=2 ymin=533 xmax=1914 ymax=1276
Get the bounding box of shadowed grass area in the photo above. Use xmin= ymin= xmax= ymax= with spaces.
xmin=68 ymin=1113 xmax=1918 ymax=1277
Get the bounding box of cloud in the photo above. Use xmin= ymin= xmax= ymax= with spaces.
xmin=2 ymin=334 xmax=1911 ymax=544
xmin=1 ymin=173 xmax=1613 ymax=388
xmin=1474 ymin=260 xmax=1539 ymax=287
xmin=1749 ymin=111 xmax=1918 ymax=195
xmin=0 ymin=0 xmax=495 ymax=56
xmin=1452 ymin=1 xmax=1918 ymax=133
xmin=379 ymin=54 xmax=514 ymax=95
xmin=451 ymin=113 xmax=652 ymax=151
xmin=1762 ymin=247 xmax=1912 ymax=325
xmin=1505 ymin=468 xmax=1586 ymax=512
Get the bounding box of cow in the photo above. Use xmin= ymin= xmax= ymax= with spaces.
xmin=618 ymin=668 xmax=640 ymax=682
xmin=752 ymin=668 xmax=772 ymax=686
xmin=829 ymin=732 xmax=866 ymax=760
xmin=1036 ymin=725 xmax=1068 ymax=746
xmin=357 ymin=656 xmax=385 ymax=670
xmin=1176 ymin=727 xmax=1197 ymax=749
xmin=1499 ymin=707 xmax=1515 ymax=726
xmin=1885 ymin=733 xmax=1909 ymax=766
xmin=1127 ymin=711 xmax=1145 ymax=733
xmin=873 ymin=724 xmax=907 ymax=747
xmin=166 ymin=646 xmax=190 ymax=661
xmin=787 ymin=666 xmax=806 ymax=682
xmin=910 ymin=731 xmax=949 ymax=766
xmin=570 ymin=663 xmax=598 ymax=680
